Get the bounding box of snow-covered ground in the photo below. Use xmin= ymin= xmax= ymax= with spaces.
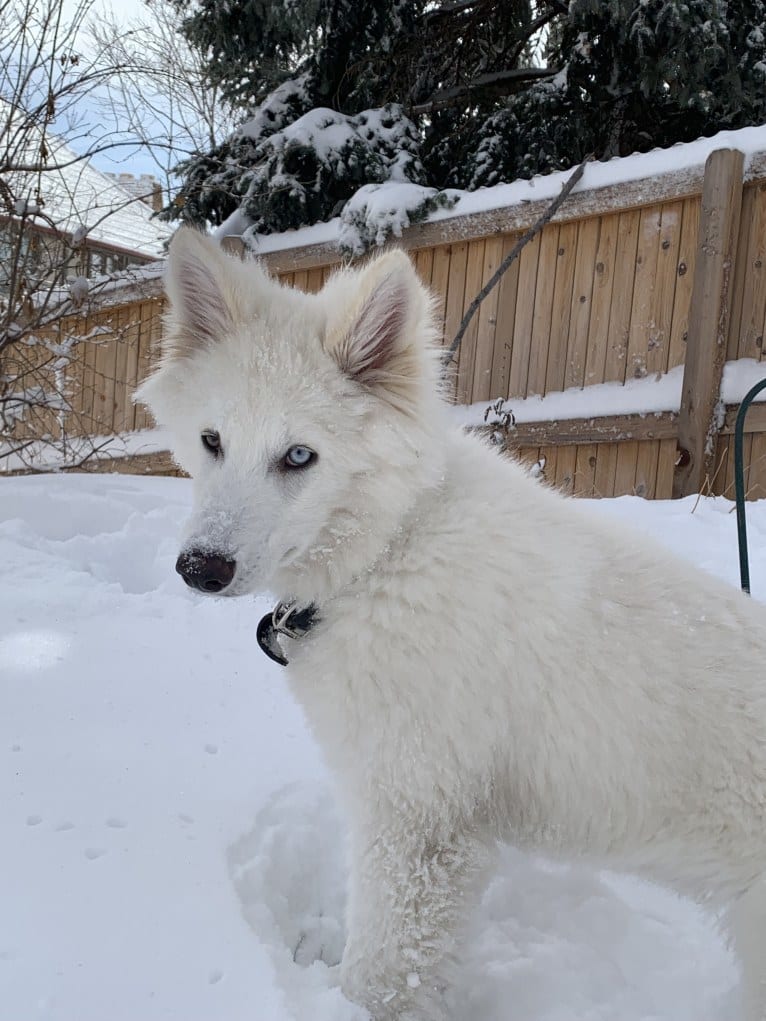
xmin=2 ymin=473 xmax=765 ymax=1021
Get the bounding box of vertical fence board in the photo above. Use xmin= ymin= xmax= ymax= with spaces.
xmin=723 ymin=433 xmax=742 ymax=497
xmin=748 ymin=433 xmax=766 ymax=499
xmin=508 ymin=231 xmax=541 ymax=398
xmin=538 ymin=445 xmax=558 ymax=485
xmin=134 ymin=301 xmax=160 ymax=431
xmin=634 ymin=440 xmax=660 ymax=499
xmin=655 ymin=439 xmax=678 ymax=499
xmin=415 ymin=247 xmax=434 ymax=287
xmin=565 ymin=217 xmax=600 ymax=389
xmin=92 ymin=316 xmax=119 ymax=434
xmin=513 ymin=446 xmax=542 ymax=472
xmin=583 ymin=213 xmax=618 ymax=387
xmin=122 ymin=305 xmax=143 ymax=432
xmin=134 ymin=306 xmax=150 ymax=432
xmin=710 ymin=435 xmax=730 ymax=497
xmin=430 ymin=245 xmax=452 ymax=341
xmin=21 ymin=332 xmax=61 ymax=443
xmin=554 ymin=445 xmax=577 ymax=495
xmin=79 ymin=319 xmax=99 ymax=434
xmin=511 ymin=446 xmax=529 ymax=469
xmin=728 ymin=184 xmax=755 ymax=362
xmin=593 ymin=443 xmax=619 ymax=498
xmin=527 ymin=225 xmax=560 ymax=396
xmin=132 ymin=310 xmax=149 ymax=432
xmin=471 ymin=237 xmax=504 ymax=404
xmin=112 ymin=313 xmax=132 ymax=435
xmin=545 ymin=220 xmax=578 ymax=395
xmin=57 ymin=315 xmax=84 ymax=437
xmin=442 ymin=241 xmax=469 ymax=397
xmin=667 ymin=197 xmax=700 ymax=370
xmin=488 ymin=235 xmax=521 ymax=402
xmin=743 ymin=434 xmax=755 ymax=496
xmin=651 ymin=201 xmax=683 ymax=374
xmin=111 ymin=308 xmax=129 ymax=433
xmin=305 ymin=268 xmax=324 ymax=293
xmin=455 ymin=239 xmax=486 ymax=404
xmin=735 ymin=181 xmax=766 ymax=360
xmin=574 ymin=443 xmax=598 ymax=496
xmin=119 ymin=304 xmax=148 ymax=435
xmin=604 ymin=210 xmax=641 ymax=383
xmin=614 ymin=440 xmax=640 ymax=496
xmin=626 ymin=206 xmax=662 ymax=382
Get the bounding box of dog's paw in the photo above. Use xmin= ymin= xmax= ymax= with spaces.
xmin=227 ymin=782 xmax=347 ymax=967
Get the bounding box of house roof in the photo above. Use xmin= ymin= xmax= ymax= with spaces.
xmin=10 ymin=132 xmax=174 ymax=259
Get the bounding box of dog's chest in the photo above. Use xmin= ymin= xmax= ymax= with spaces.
xmin=284 ymin=603 xmax=456 ymax=767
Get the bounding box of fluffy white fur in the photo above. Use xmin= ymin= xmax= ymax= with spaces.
xmin=138 ymin=228 xmax=766 ymax=1021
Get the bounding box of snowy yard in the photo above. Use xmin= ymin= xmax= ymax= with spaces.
xmin=2 ymin=473 xmax=765 ymax=1021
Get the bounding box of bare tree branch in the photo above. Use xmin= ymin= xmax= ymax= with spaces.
xmin=87 ymin=0 xmax=238 ymax=199
xmin=410 ymin=66 xmax=559 ymax=115
xmin=0 ymin=0 xmax=192 ymax=472
xmin=443 ymin=156 xmax=590 ymax=369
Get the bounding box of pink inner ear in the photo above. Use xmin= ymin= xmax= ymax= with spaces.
xmin=343 ymin=275 xmax=408 ymax=378
xmin=169 ymin=247 xmax=233 ymax=351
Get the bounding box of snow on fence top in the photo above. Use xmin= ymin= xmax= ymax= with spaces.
xmin=452 ymin=360 xmax=766 ymax=431
xmin=217 ymin=123 xmax=766 ymax=266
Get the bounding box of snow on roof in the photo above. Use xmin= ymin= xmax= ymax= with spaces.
xmin=9 ymin=131 xmax=173 ymax=259
xmin=220 ymin=122 xmax=766 ymax=256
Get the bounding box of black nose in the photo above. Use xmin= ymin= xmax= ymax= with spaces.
xmin=175 ymin=551 xmax=236 ymax=593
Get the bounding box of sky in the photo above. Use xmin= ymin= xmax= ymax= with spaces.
xmin=57 ymin=0 xmax=210 ymax=184
xmin=63 ymin=0 xmax=147 ymax=26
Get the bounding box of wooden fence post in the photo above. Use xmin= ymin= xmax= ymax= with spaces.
xmin=673 ymin=148 xmax=744 ymax=498
xmin=221 ymin=235 xmax=246 ymax=257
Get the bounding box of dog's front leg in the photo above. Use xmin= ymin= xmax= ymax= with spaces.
xmin=340 ymin=813 xmax=487 ymax=1021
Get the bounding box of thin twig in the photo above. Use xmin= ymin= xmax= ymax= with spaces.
xmin=442 ymin=156 xmax=591 ymax=369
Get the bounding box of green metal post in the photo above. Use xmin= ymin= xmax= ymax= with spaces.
xmin=734 ymin=377 xmax=766 ymax=594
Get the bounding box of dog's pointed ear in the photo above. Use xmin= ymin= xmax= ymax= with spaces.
xmin=163 ymin=228 xmax=236 ymax=358
xmin=325 ymin=250 xmax=436 ymax=412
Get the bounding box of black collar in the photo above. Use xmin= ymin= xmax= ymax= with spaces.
xmin=256 ymin=601 xmax=320 ymax=666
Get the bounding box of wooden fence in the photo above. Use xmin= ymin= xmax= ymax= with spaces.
xmin=12 ymin=145 xmax=766 ymax=498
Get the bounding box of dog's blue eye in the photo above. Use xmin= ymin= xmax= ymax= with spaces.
xmin=201 ymin=431 xmax=222 ymax=458
xmin=284 ymin=445 xmax=316 ymax=469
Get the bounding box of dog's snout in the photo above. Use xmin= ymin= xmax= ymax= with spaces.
xmin=175 ymin=550 xmax=236 ymax=593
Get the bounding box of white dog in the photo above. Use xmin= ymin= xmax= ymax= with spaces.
xmin=138 ymin=227 xmax=766 ymax=1021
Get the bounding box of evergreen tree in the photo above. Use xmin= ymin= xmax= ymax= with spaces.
xmin=466 ymin=0 xmax=766 ymax=187
xmin=164 ymin=0 xmax=766 ymax=250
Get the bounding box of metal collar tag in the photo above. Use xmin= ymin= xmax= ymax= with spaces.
xmin=256 ymin=601 xmax=319 ymax=666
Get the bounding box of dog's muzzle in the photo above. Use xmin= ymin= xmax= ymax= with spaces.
xmin=176 ymin=550 xmax=236 ymax=593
